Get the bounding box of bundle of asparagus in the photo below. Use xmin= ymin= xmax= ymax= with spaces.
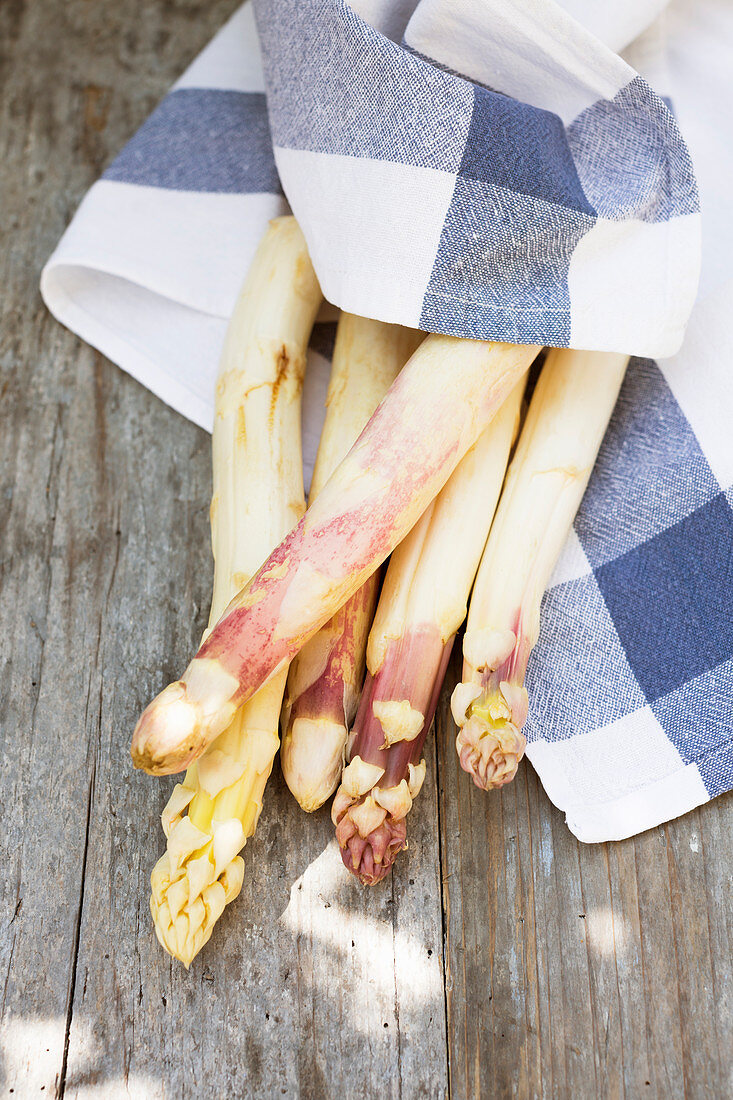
xmin=332 ymin=379 xmax=525 ymax=883
xmin=132 ymin=214 xmax=632 ymax=961
xmin=149 ymin=217 xmax=321 ymax=966
xmin=452 ymin=348 xmax=629 ymax=789
xmin=281 ymin=315 xmax=423 ymax=811
xmin=131 ymin=333 xmax=539 ymax=776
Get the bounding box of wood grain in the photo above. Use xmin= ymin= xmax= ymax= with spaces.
xmin=435 ymin=646 xmax=733 ymax=1099
xmin=0 ymin=1 xmax=730 ymax=1097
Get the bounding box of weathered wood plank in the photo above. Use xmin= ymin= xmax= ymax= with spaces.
xmin=437 ymin=643 xmax=733 ymax=1100
xmin=0 ymin=0 xmax=244 ymax=1090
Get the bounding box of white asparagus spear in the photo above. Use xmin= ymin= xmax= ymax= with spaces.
xmin=150 ymin=216 xmax=322 ymax=966
xmin=281 ymin=315 xmax=423 ymax=810
xmin=333 ymin=379 xmax=525 ymax=883
xmin=452 ymin=348 xmax=629 ymax=789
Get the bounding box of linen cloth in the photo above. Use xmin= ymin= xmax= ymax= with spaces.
xmin=41 ymin=0 xmax=733 ymax=842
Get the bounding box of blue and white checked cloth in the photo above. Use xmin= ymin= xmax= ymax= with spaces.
xmin=41 ymin=0 xmax=733 ymax=841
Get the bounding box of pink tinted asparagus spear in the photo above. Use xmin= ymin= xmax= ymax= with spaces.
xmin=131 ymin=335 xmax=540 ymax=776
xmin=333 ymin=380 xmax=525 ymax=883
xmin=149 ymin=217 xmax=321 ymax=965
xmin=281 ymin=315 xmax=423 ymax=810
xmin=452 ymin=348 xmax=629 ymax=789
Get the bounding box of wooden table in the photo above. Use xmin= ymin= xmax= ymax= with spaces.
xmin=1 ymin=2 xmax=730 ymax=1096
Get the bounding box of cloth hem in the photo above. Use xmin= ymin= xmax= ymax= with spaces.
xmin=525 ymin=741 xmax=715 ymax=843
xmin=40 ymin=262 xmax=215 ymax=433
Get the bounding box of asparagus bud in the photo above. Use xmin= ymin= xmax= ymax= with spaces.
xmin=281 ymin=315 xmax=423 ymax=810
xmin=150 ymin=216 xmax=321 ymax=966
xmin=334 ymin=381 xmax=525 ymax=883
xmin=132 ymin=335 xmax=540 ymax=775
xmin=453 ymin=349 xmax=629 ymax=790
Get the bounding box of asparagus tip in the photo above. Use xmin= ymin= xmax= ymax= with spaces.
xmin=452 ymin=682 xmax=527 ymax=790
xmin=281 ymin=716 xmax=347 ymax=812
xmin=333 ymin=787 xmax=408 ymax=885
xmin=150 ymin=845 xmax=245 ymax=967
xmin=455 ymin=713 xmax=526 ymax=790
xmin=336 ymin=810 xmax=408 ymax=885
xmin=131 ymin=682 xmax=203 ymax=775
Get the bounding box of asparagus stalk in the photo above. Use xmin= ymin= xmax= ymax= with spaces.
xmin=452 ymin=348 xmax=629 ymax=789
xmin=332 ymin=381 xmax=525 ymax=883
xmin=150 ymin=217 xmax=321 ymax=966
xmin=132 ymin=335 xmax=540 ymax=776
xmin=281 ymin=315 xmax=423 ymax=810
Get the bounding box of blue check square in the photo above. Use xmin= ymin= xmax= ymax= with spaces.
xmin=575 ymin=359 xmax=720 ymax=567
xmin=461 ymin=86 xmax=594 ymax=214
xmin=595 ymin=493 xmax=733 ymax=703
xmin=421 ymin=176 xmax=593 ymax=343
xmin=651 ymin=658 xmax=733 ymax=794
xmin=525 ymin=572 xmax=645 ymax=741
